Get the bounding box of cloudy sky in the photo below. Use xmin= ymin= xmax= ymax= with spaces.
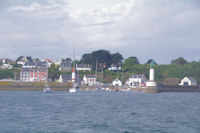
xmin=0 ymin=0 xmax=200 ymax=64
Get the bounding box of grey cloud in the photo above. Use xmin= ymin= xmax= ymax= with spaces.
xmin=0 ymin=0 xmax=200 ymax=64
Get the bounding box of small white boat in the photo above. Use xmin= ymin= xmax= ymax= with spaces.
xmin=105 ymin=88 xmax=111 ymax=92
xmin=43 ymin=86 xmax=52 ymax=93
xmin=126 ymin=88 xmax=131 ymax=91
xmin=69 ymin=87 xmax=76 ymax=93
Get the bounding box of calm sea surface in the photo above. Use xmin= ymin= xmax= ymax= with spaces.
xmin=0 ymin=91 xmax=200 ymax=133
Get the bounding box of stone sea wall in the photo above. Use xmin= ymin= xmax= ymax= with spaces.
xmin=0 ymin=82 xmax=200 ymax=92
xmin=0 ymin=82 xmax=73 ymax=91
xmin=158 ymin=85 xmax=200 ymax=92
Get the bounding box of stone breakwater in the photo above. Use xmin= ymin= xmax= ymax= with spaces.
xmin=132 ymin=85 xmax=200 ymax=93
xmin=158 ymin=85 xmax=200 ymax=92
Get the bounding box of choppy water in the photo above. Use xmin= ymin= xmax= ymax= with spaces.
xmin=0 ymin=91 xmax=200 ymax=133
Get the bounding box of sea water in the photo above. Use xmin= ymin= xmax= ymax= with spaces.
xmin=0 ymin=91 xmax=200 ymax=133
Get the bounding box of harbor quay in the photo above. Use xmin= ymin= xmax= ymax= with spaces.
xmin=0 ymin=81 xmax=200 ymax=93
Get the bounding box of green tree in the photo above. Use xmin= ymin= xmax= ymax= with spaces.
xmin=171 ymin=57 xmax=188 ymax=65
xmin=111 ymin=52 xmax=123 ymax=64
xmin=48 ymin=64 xmax=60 ymax=81
xmin=122 ymin=57 xmax=140 ymax=72
xmin=80 ymin=50 xmax=112 ymax=69
xmin=62 ymin=58 xmax=72 ymax=62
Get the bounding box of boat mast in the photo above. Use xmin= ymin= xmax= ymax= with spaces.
xmin=95 ymin=59 xmax=98 ymax=81
xmin=72 ymin=49 xmax=76 ymax=84
xmin=45 ymin=62 xmax=48 ymax=87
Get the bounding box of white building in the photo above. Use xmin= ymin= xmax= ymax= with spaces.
xmin=76 ymin=64 xmax=92 ymax=71
xmin=0 ymin=63 xmax=12 ymax=69
xmin=108 ymin=64 xmax=121 ymax=71
xmin=179 ymin=77 xmax=197 ymax=86
xmin=82 ymin=75 xmax=96 ymax=86
xmin=112 ymin=79 xmax=122 ymax=87
xmin=59 ymin=61 xmax=72 ymax=71
xmin=42 ymin=59 xmax=53 ymax=67
xmin=22 ymin=62 xmax=36 ymax=68
xmin=17 ymin=57 xmax=28 ymax=65
xmin=20 ymin=68 xmax=46 ymax=82
xmin=53 ymin=60 xmax=61 ymax=66
xmin=126 ymin=74 xmax=147 ymax=87
xmin=22 ymin=61 xmax=46 ymax=69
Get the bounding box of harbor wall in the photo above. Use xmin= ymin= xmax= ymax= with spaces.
xmin=158 ymin=85 xmax=200 ymax=92
xmin=129 ymin=85 xmax=200 ymax=93
xmin=0 ymin=82 xmax=200 ymax=92
xmin=0 ymin=82 xmax=73 ymax=91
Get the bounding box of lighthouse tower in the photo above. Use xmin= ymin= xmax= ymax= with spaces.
xmin=146 ymin=61 xmax=157 ymax=87
xmin=72 ymin=67 xmax=76 ymax=83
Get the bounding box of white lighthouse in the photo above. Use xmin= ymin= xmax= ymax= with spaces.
xmin=146 ymin=61 xmax=157 ymax=87
xmin=72 ymin=67 xmax=76 ymax=83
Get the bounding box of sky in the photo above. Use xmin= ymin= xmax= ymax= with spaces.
xmin=0 ymin=0 xmax=200 ymax=64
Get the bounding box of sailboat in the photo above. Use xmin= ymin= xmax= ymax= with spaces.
xmin=43 ymin=62 xmax=52 ymax=93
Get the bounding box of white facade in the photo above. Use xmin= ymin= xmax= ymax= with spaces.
xmin=77 ymin=67 xmax=91 ymax=71
xmin=17 ymin=61 xmax=26 ymax=65
xmin=22 ymin=64 xmax=36 ymax=68
xmin=20 ymin=68 xmax=46 ymax=82
xmin=53 ymin=60 xmax=61 ymax=66
xmin=112 ymin=79 xmax=122 ymax=86
xmin=179 ymin=77 xmax=197 ymax=86
xmin=108 ymin=66 xmax=121 ymax=71
xmin=82 ymin=75 xmax=96 ymax=86
xmin=76 ymin=64 xmax=92 ymax=71
xmin=126 ymin=74 xmax=147 ymax=87
xmin=0 ymin=64 xmax=12 ymax=69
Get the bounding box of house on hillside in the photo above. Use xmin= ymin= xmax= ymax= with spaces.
xmin=0 ymin=59 xmax=15 ymax=64
xmin=42 ymin=59 xmax=53 ymax=67
xmin=112 ymin=79 xmax=122 ymax=87
xmin=22 ymin=62 xmax=36 ymax=68
xmin=53 ymin=60 xmax=61 ymax=66
xmin=22 ymin=61 xmax=47 ymax=68
xmin=76 ymin=64 xmax=92 ymax=71
xmin=179 ymin=77 xmax=197 ymax=86
xmin=82 ymin=75 xmax=96 ymax=86
xmin=0 ymin=63 xmax=13 ymax=69
xmin=108 ymin=64 xmax=121 ymax=71
xmin=126 ymin=74 xmax=147 ymax=87
xmin=60 ymin=61 xmax=72 ymax=71
xmin=20 ymin=68 xmax=46 ymax=82
xmin=17 ymin=57 xmax=28 ymax=65
xmin=0 ymin=59 xmax=13 ymax=69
